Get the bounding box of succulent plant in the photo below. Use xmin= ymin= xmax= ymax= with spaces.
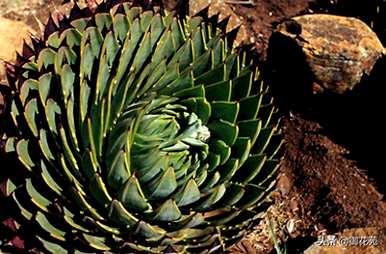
xmin=0 ymin=1 xmax=282 ymax=253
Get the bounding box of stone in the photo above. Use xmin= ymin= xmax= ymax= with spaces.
xmin=275 ymin=14 xmax=384 ymax=94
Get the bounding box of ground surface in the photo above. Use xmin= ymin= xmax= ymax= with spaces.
xmin=0 ymin=0 xmax=385 ymax=253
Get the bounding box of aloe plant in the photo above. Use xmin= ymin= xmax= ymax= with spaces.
xmin=0 ymin=1 xmax=282 ymax=253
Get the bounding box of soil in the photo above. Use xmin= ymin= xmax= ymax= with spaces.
xmin=1 ymin=0 xmax=386 ymax=253
xmin=231 ymin=0 xmax=315 ymax=59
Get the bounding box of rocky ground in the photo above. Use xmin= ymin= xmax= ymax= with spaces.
xmin=0 ymin=1 xmax=385 ymax=253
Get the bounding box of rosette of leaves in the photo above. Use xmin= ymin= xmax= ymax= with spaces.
xmin=0 ymin=1 xmax=282 ymax=253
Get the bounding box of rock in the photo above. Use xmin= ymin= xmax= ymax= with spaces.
xmin=275 ymin=14 xmax=384 ymax=94
xmin=0 ymin=17 xmax=35 ymax=83
xmin=304 ymin=227 xmax=385 ymax=254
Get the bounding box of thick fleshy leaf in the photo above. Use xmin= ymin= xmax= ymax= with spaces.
xmin=119 ymin=175 xmax=151 ymax=212
xmin=153 ymin=199 xmax=182 ymax=222
xmin=175 ymin=179 xmax=201 ymax=206
xmin=146 ymin=167 xmax=178 ymax=200
xmin=108 ymin=200 xmax=139 ymax=228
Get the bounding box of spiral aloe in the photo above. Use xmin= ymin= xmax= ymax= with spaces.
xmin=0 ymin=1 xmax=282 ymax=253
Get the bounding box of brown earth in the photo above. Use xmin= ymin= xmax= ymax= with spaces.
xmin=1 ymin=0 xmax=386 ymax=253
xmin=231 ymin=0 xmax=314 ymax=59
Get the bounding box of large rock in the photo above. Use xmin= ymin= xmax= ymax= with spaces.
xmin=275 ymin=14 xmax=384 ymax=94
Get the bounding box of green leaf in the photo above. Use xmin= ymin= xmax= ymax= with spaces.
xmin=238 ymin=94 xmax=262 ymax=121
xmin=175 ymin=179 xmax=201 ymax=206
xmin=134 ymin=221 xmax=166 ymax=242
xmin=118 ymin=175 xmax=151 ymax=212
xmin=79 ymin=81 xmax=91 ymax=123
xmin=85 ymin=27 xmax=103 ymax=57
xmin=238 ymin=119 xmax=262 ymax=146
xmin=80 ymin=150 xmax=98 ymax=180
xmin=149 ymin=14 xmax=164 ymax=44
xmin=16 ymin=139 xmax=35 ymax=170
xmin=140 ymin=11 xmax=154 ymax=32
xmin=231 ymin=70 xmax=253 ymax=100
xmin=153 ymin=199 xmax=182 ymax=222
xmin=211 ymin=101 xmax=239 ymax=123
xmin=12 ymin=192 xmax=33 ymax=220
xmin=113 ymin=13 xmax=129 ymax=41
xmin=26 ymin=178 xmax=52 ymax=212
xmin=192 ymin=51 xmax=211 ymax=77
xmin=201 ymin=171 xmax=221 ymax=192
xmin=24 ymin=99 xmax=39 ymax=137
xmin=180 ymin=97 xmax=211 ymax=124
xmin=55 ymin=47 xmax=77 ymax=73
xmin=95 ymin=13 xmax=113 ymax=32
xmin=233 ymin=154 xmax=266 ymax=184
xmin=173 ymin=85 xmax=205 ymax=98
xmin=205 ymin=80 xmax=231 ymax=101
xmin=59 ymin=127 xmax=79 ymax=172
xmin=209 ymin=140 xmax=231 ymax=166
xmin=63 ymin=207 xmax=89 ymax=233
xmin=40 ymin=160 xmax=62 ymax=195
xmin=191 ymin=25 xmax=205 ymax=59
xmin=60 ymin=28 xmax=82 ymax=48
xmin=45 ymin=99 xmax=61 ymax=134
xmin=80 ymin=44 xmax=95 ymax=80
xmin=39 ymin=129 xmax=54 ymax=161
xmin=147 ymin=167 xmax=177 ymax=200
xmin=35 ymin=211 xmax=66 ymax=241
xmin=71 ymin=17 xmax=91 ymax=32
xmin=218 ymin=184 xmax=245 ymax=207
xmin=71 ymin=187 xmax=104 ymax=221
xmin=107 ymin=150 xmax=130 ymax=190
xmin=95 ymin=32 xmax=120 ymax=101
xmin=20 ymin=79 xmax=38 ymax=106
xmin=37 ymin=48 xmax=56 ymax=70
xmin=89 ymin=174 xmax=113 ymax=207
xmin=219 ymin=158 xmax=239 ymax=182
xmin=252 ymin=159 xmax=281 ymax=187
xmin=82 ymin=234 xmax=110 ymax=251
xmin=195 ymin=64 xmax=225 ymax=85
xmin=209 ymin=210 xmax=241 ymax=226
xmin=253 ymin=126 xmax=276 ymax=154
xmin=38 ymin=73 xmax=52 ymax=105
xmin=46 ymin=31 xmax=61 ymax=48
xmin=232 ymin=137 xmax=252 ymax=166
xmin=37 ymin=236 xmax=67 ymax=254
xmin=65 ymin=97 xmax=79 ymax=152
xmin=208 ymin=119 xmax=238 ymax=146
xmin=196 ymin=184 xmax=226 ymax=211
xmin=60 ymin=64 xmax=75 ymax=101
xmin=236 ymin=184 xmax=266 ymax=209
xmin=108 ymin=200 xmax=139 ymax=228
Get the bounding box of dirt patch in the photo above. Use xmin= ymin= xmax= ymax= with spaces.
xmin=282 ymin=113 xmax=386 ymax=231
xmin=230 ymin=0 xmax=315 ymax=58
